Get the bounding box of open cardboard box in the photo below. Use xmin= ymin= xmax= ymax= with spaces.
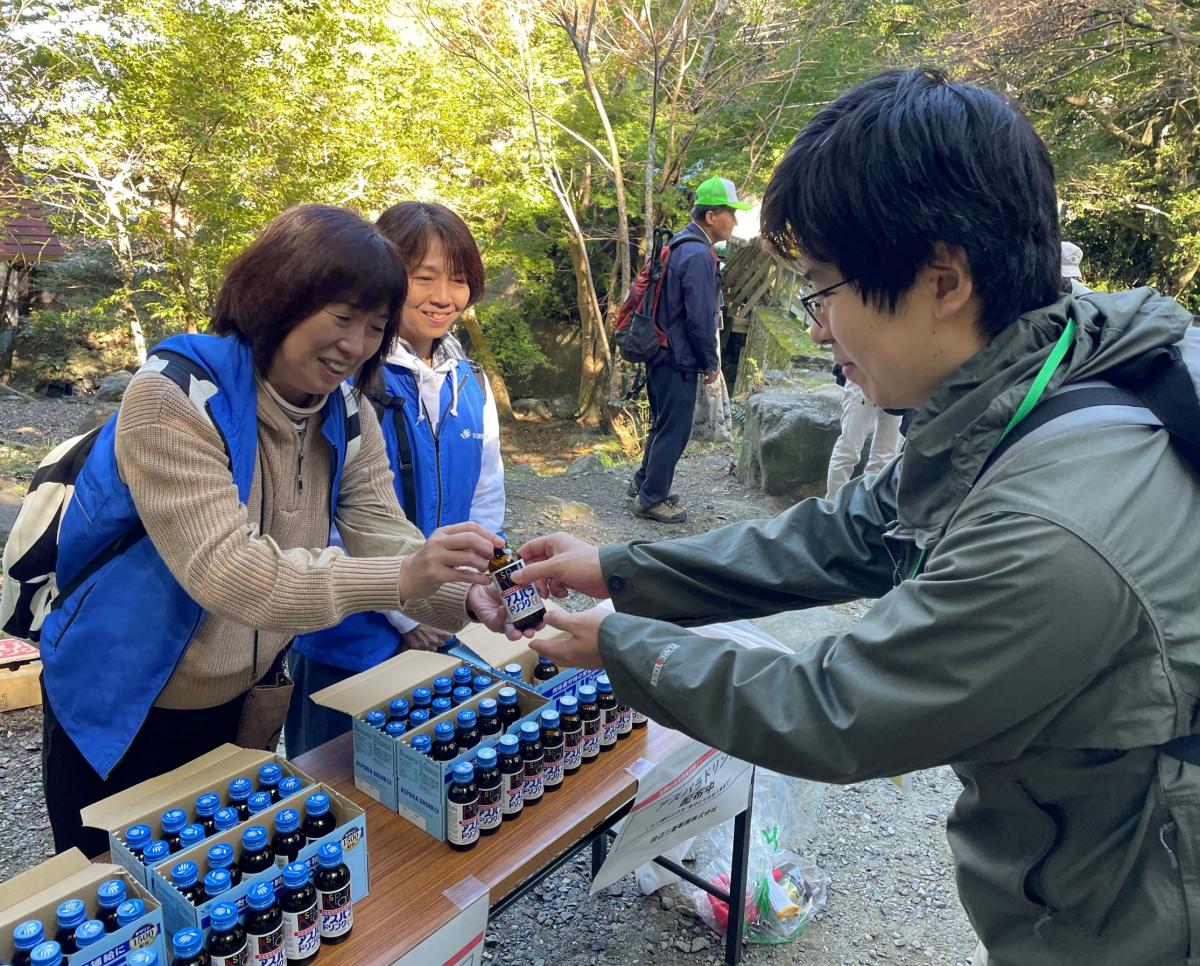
xmin=312 ymin=649 xmax=547 ymax=840
xmin=0 ymin=849 xmax=167 ymax=966
xmin=0 ymin=637 xmax=42 ymax=713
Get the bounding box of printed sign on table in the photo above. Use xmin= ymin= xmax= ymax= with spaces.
xmin=393 ymin=888 xmax=489 ymax=966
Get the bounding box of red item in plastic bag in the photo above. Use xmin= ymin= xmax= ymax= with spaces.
xmin=704 ymin=873 xmax=760 ymax=931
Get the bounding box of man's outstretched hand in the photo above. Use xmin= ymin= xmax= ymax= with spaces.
xmin=514 ymin=532 xmax=608 ymax=600
xmin=528 ymin=606 xmax=607 ymax=670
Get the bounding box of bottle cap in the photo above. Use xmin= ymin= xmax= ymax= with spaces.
xmin=434 ymin=721 xmax=455 ymax=740
xmin=247 ymin=791 xmax=272 ymax=814
xmin=385 ymin=720 xmax=407 ymax=737
xmin=411 ymin=734 xmax=433 ymax=754
xmin=540 ymin=709 xmax=561 ymax=729
xmin=519 ymin=721 xmax=540 ymax=741
xmin=577 ymin=684 xmax=597 ymax=701
xmin=478 ymin=698 xmax=498 ymax=716
xmin=171 ymin=860 xmax=198 ymax=887
xmin=452 ymin=666 xmax=473 ymax=686
xmin=115 ymin=898 xmax=145 ymax=926
xmin=306 ymin=791 xmax=330 ymax=817
xmin=283 ymin=862 xmax=310 ymax=889
xmin=213 ymin=807 xmax=238 ymax=832
xmin=194 ymin=792 xmax=220 ymax=817
xmin=97 ymin=878 xmax=127 ymax=908
xmin=595 ymin=673 xmax=613 ymax=693
xmin=127 ymin=951 xmax=159 ymax=966
xmin=142 ymin=840 xmax=170 ymax=865
xmin=452 ymin=686 xmax=473 ymax=704
xmin=365 ymin=709 xmax=387 ymax=727
xmin=278 ymin=776 xmax=303 ymax=797
xmin=432 ymin=697 xmax=453 ymax=713
xmin=557 ymin=694 xmax=578 ymax=713
xmin=317 ymin=841 xmax=343 ymax=868
xmin=503 ymin=663 xmax=523 ymax=678
xmin=241 ymin=825 xmax=268 ymax=851
xmin=124 ymin=823 xmax=152 ymax=851
xmin=456 ymin=709 xmax=477 ymax=728
xmin=537 ymin=655 xmax=555 ymax=665
xmin=204 ymin=869 xmax=231 ymax=896
xmin=13 ymin=919 xmax=44 ymax=951
xmin=433 ymin=676 xmax=452 ymax=694
xmin=179 ymin=824 xmax=205 ymax=848
xmin=258 ymin=763 xmax=282 ymax=786
xmin=228 ymin=776 xmax=252 ymax=801
xmin=74 ymin=920 xmax=105 ymax=948
xmin=410 ymin=708 xmax=431 ymax=725
xmin=473 ymin=675 xmax=493 ymax=691
xmin=497 ymin=686 xmax=518 ymax=705
xmin=274 ymin=808 xmax=300 ymax=833
xmin=30 ymin=941 xmax=62 ymax=966
xmin=245 ymin=882 xmax=276 ymax=910
xmin=171 ymin=927 xmax=203 ymax=958
xmin=412 ymin=686 xmax=432 ymax=705
xmin=160 ymin=808 xmax=187 ymax=833
xmin=209 ymin=902 xmax=238 ymax=932
xmin=55 ymin=899 xmax=86 ymax=928
xmin=498 ymin=734 xmax=520 ymax=754
xmin=208 ymin=842 xmax=235 ymax=868
xmin=452 ymin=761 xmax=475 ymax=783
xmin=476 ymin=746 xmax=498 ymax=768
xmin=388 ymin=697 xmax=410 ymax=718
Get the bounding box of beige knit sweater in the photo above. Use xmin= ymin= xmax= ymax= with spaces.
xmin=114 ymin=371 xmax=470 ymax=710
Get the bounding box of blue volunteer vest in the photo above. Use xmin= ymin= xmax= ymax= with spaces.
xmin=290 ymin=359 xmax=488 ymax=671
xmin=40 ymin=333 xmax=358 ymax=779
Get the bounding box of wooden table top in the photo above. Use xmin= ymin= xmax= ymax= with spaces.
xmin=295 ymin=723 xmax=691 ymax=964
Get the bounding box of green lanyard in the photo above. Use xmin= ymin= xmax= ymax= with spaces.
xmin=908 ymin=316 xmax=1077 ymax=580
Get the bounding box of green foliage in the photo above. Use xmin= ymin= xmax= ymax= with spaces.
xmin=475 ymin=303 xmax=551 ymax=381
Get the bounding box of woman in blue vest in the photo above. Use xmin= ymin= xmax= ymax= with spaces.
xmin=286 ymin=201 xmax=505 ymax=756
xmin=39 ymin=205 xmax=512 ymax=856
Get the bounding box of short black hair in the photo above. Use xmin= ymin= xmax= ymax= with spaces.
xmin=692 ymin=204 xmax=734 ymax=223
xmin=761 ymin=68 xmax=1062 ymax=339
xmin=376 ymin=201 xmax=486 ymax=305
xmin=212 ymin=205 xmax=406 ymax=392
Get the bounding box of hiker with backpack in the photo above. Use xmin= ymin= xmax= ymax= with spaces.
xmin=626 ymin=177 xmax=751 ymax=524
xmin=284 ymin=201 xmax=506 ymax=758
xmin=16 ymin=205 xmax=514 ymax=856
xmin=511 ymin=69 xmax=1200 ymax=965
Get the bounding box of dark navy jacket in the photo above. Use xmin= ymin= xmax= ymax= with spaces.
xmin=655 ymin=221 xmax=720 ymax=372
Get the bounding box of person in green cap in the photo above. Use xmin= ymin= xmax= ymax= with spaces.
xmin=628 ymin=175 xmax=752 ymax=523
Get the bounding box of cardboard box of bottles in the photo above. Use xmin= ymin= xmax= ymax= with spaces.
xmin=80 ymin=745 xmax=368 ymax=937
xmin=0 ymin=849 xmax=168 ymax=966
xmin=312 ymin=649 xmax=548 ymax=841
xmin=452 ymin=600 xmax=601 ymax=700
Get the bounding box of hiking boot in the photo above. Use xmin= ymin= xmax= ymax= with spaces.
xmin=631 ymin=495 xmax=688 ymax=523
xmin=628 ymin=480 xmax=679 ymax=502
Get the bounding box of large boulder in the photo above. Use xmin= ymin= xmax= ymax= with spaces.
xmin=511 ymin=398 xmax=553 ymax=421
xmin=75 ymin=404 xmax=120 ymax=436
xmin=95 ymin=370 xmax=134 ymax=402
xmin=736 ymin=384 xmax=842 ymax=495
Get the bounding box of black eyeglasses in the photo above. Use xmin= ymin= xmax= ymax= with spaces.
xmin=798 ymin=279 xmax=849 ymax=325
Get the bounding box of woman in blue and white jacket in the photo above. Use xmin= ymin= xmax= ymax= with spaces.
xmin=286 ymin=202 xmax=505 ymax=756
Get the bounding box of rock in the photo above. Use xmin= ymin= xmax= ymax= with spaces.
xmin=512 ymin=398 xmax=553 ymax=421
xmin=95 ymin=370 xmax=134 ymax=402
xmin=566 ymin=453 xmax=606 ymax=476
xmin=659 ymin=895 xmax=675 ymax=911
xmin=674 ymin=938 xmax=692 ymax=952
xmin=690 ymin=937 xmax=710 ymax=952
xmin=547 ymin=395 xmax=578 ymax=418
xmin=75 ymin=404 xmax=119 ymax=436
xmin=736 ymin=384 xmax=843 ymax=495
xmin=557 ymin=501 xmax=596 ymax=525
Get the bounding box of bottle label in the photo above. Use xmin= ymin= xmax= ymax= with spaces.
xmin=479 ymin=783 xmax=502 ymax=829
xmin=502 ymin=770 xmax=524 ymax=814
xmin=632 ymin=711 xmax=648 ymax=725
xmin=601 ymin=708 xmax=619 ymax=746
xmin=210 ymin=947 xmax=250 ymax=966
xmin=247 ymin=927 xmax=285 ymax=966
xmin=563 ymin=727 xmax=582 ymax=769
xmin=581 ymin=717 xmax=600 ymax=758
xmin=318 ymin=884 xmax=353 ymax=939
xmin=447 ymin=795 xmax=481 ymax=846
xmin=617 ymin=706 xmax=633 ymax=735
xmin=494 ymin=560 xmax=544 ymax=622
xmin=283 ymin=901 xmax=320 ymax=960
xmin=522 ymin=757 xmax=544 ymax=801
xmin=275 ymin=854 xmax=288 ymax=870
xmin=543 ymin=743 xmax=564 ymax=787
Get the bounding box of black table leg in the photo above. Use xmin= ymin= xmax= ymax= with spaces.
xmin=591 ymin=832 xmax=609 ymax=878
xmin=724 ymin=770 xmax=755 ymax=965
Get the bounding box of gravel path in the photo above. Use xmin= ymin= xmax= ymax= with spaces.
xmin=0 ymin=404 xmax=977 ymax=965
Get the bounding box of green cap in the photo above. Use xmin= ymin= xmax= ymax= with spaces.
xmin=695 ymin=176 xmax=753 ymax=210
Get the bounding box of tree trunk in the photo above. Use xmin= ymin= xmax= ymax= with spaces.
xmin=459 ymin=306 xmax=515 ymax=423
xmin=567 ymin=232 xmax=611 ymax=428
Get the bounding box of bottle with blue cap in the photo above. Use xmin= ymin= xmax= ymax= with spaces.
xmin=142 ymin=839 xmax=171 ymax=867
xmin=124 ymin=823 xmax=152 ymax=863
xmin=194 ymin=792 xmax=220 ymax=835
xmin=452 ymin=666 xmax=474 ymax=690
xmin=498 ymin=733 xmax=524 ymax=819
xmin=502 ymin=662 xmax=524 ymax=683
xmin=204 ymin=868 xmax=232 ymax=902
xmin=474 ymin=746 xmax=502 ymax=836
xmin=455 ymin=709 xmax=480 ymax=751
xmin=314 ymin=842 xmax=353 ymax=943
xmin=302 ymin=791 xmax=335 ymax=844
xmin=240 ymin=825 xmax=274 ymax=876
xmin=258 ymin=762 xmax=283 ymax=802
xmin=432 ymin=676 xmax=453 ymax=699
xmin=171 ymin=861 xmax=204 ymax=906
xmin=29 ymin=941 xmax=62 ymax=966
xmin=96 ymin=877 xmax=127 ymax=932
xmin=170 ymin=926 xmax=207 ymax=966
xmin=278 ymin=775 xmax=304 ymax=799
xmin=228 ymin=776 xmax=253 ymax=821
xmin=595 ymin=673 xmax=619 ymax=750
xmin=411 ymin=686 xmax=432 ymax=710
xmin=280 ymin=862 xmax=320 ymax=965
xmin=496 ymin=686 xmax=521 ymax=729
xmin=53 ymin=898 xmax=86 ymax=954
xmin=540 ymin=709 xmax=565 ymax=792
xmin=446 ymin=761 xmax=480 ymax=851
xmin=244 ymin=882 xmax=283 ymax=964
xmin=385 ymin=719 xmax=407 ymax=740
xmin=247 ymin=791 xmax=273 ymax=817
xmin=207 ymin=841 xmax=242 ymax=887
xmin=557 ymin=695 xmax=583 ymax=774
xmin=387 ymin=696 xmax=410 ymax=724
xmin=519 ymin=721 xmax=544 ymax=805
xmin=411 ymin=734 xmax=432 ymax=756
xmin=212 ymin=807 xmax=239 ymax=835
xmin=160 ymin=807 xmax=187 ymax=853
xmin=533 ymin=655 xmax=559 ymax=683
xmin=11 ymin=919 xmax=44 ymax=966
xmin=127 ymin=950 xmax=159 ymax=966
xmin=472 ymin=674 xmax=493 ymax=694
xmin=451 ymin=685 xmax=473 ymax=708
xmin=408 ymin=707 xmax=431 ymax=730
xmin=476 ymin=698 xmax=501 ymax=738
xmin=431 ymin=696 xmax=453 ymax=715
xmin=577 ymin=684 xmax=601 ymax=763
xmin=271 ymin=808 xmax=304 ymax=868
xmin=115 ymin=898 xmax=146 ymax=929
xmin=73 ymin=920 xmax=105 ymax=952
xmin=488 ymin=542 xmax=547 ymax=631
xmin=205 ymin=901 xmax=247 ymax=966
xmin=364 ymin=708 xmax=387 ymax=730
xmin=178 ymin=823 xmax=206 ymax=852
xmin=429 ymin=721 xmax=459 ymax=762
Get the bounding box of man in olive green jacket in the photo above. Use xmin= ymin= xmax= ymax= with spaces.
xmin=514 ymin=69 xmax=1200 ymax=965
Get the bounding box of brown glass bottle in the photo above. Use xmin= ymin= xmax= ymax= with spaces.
xmin=488 ymin=544 xmax=546 ymax=632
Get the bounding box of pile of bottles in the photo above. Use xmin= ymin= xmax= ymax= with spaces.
xmin=123 ymin=764 xmax=308 ymax=866
xmin=7 ymin=878 xmax=151 ymax=966
xmin=166 ymin=842 xmax=352 ymax=965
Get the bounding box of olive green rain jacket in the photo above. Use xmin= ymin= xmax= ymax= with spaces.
xmin=598 ymin=290 xmax=1200 ymax=965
